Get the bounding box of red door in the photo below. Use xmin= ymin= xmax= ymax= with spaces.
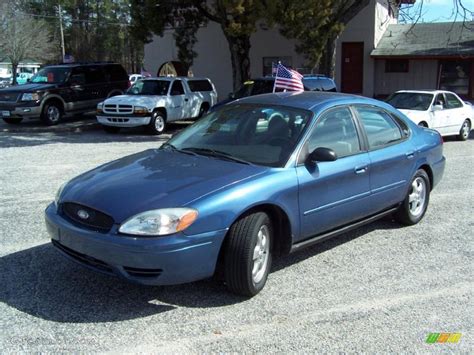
xmin=341 ymin=42 xmax=364 ymax=94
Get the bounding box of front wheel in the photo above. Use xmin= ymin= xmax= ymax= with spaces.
xmin=395 ymin=169 xmax=430 ymax=225
xmin=458 ymin=119 xmax=471 ymax=141
xmin=224 ymin=212 xmax=272 ymax=297
xmin=41 ymin=102 xmax=62 ymax=125
xmin=147 ymin=111 xmax=166 ymax=135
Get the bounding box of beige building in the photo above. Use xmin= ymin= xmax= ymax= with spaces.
xmin=145 ymin=0 xmax=473 ymax=100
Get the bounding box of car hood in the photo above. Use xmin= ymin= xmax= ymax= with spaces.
xmin=61 ymin=149 xmax=267 ymax=223
xmin=104 ymin=94 xmax=164 ymax=107
xmin=0 ymin=83 xmax=58 ymax=93
xmin=397 ymin=109 xmax=428 ymax=123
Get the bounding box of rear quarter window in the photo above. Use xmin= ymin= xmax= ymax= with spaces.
xmin=187 ymin=80 xmax=213 ymax=92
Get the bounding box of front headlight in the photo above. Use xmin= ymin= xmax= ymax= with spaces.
xmin=118 ymin=208 xmax=198 ymax=236
xmin=134 ymin=106 xmax=148 ymax=115
xmin=54 ymin=181 xmax=67 ymax=207
xmin=21 ymin=92 xmax=41 ymax=101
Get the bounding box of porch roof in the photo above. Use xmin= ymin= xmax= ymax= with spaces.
xmin=371 ymin=21 xmax=474 ymax=58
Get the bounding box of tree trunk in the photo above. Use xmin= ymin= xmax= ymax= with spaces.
xmin=319 ymin=34 xmax=337 ymax=78
xmin=11 ymin=63 xmax=18 ymax=86
xmin=224 ymin=32 xmax=251 ymax=91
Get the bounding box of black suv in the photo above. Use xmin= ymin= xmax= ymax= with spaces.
xmin=213 ymin=75 xmax=337 ymax=109
xmin=0 ymin=62 xmax=129 ymax=125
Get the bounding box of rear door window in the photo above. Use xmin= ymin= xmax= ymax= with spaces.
xmin=187 ymin=80 xmax=213 ymax=92
xmin=445 ymin=93 xmax=463 ymax=109
xmin=170 ymin=80 xmax=185 ymax=95
xmin=355 ymin=106 xmax=404 ymax=149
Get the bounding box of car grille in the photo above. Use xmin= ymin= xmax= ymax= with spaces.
xmin=103 ymin=104 xmax=133 ymax=114
xmin=106 ymin=117 xmax=130 ymax=123
xmin=0 ymin=92 xmax=20 ymax=102
xmin=60 ymin=202 xmax=114 ymax=233
xmin=52 ymin=240 xmax=114 ymax=274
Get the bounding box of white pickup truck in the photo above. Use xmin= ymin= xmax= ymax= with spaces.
xmin=96 ymin=77 xmax=217 ymax=134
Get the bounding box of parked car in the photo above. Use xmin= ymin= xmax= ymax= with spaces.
xmin=386 ymin=90 xmax=472 ymax=140
xmin=0 ymin=62 xmax=129 ymax=125
xmin=46 ymin=91 xmax=445 ymax=296
xmin=96 ymin=77 xmax=218 ymax=134
xmin=129 ymin=74 xmax=143 ymax=86
xmin=0 ymin=77 xmax=11 ymax=89
xmin=212 ymin=75 xmax=337 ymax=110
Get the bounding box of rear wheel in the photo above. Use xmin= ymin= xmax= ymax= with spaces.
xmin=224 ymin=212 xmax=272 ymax=297
xmin=198 ymin=103 xmax=209 ymax=118
xmin=41 ymin=102 xmax=62 ymax=125
xmin=3 ymin=117 xmax=23 ymax=124
xmin=147 ymin=111 xmax=166 ymax=135
xmin=395 ymin=169 xmax=430 ymax=225
xmin=103 ymin=125 xmax=121 ymax=134
xmin=458 ymin=119 xmax=471 ymax=141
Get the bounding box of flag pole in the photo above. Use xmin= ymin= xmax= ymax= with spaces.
xmin=272 ymin=61 xmax=280 ymax=93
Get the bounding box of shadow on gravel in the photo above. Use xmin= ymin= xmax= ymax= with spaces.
xmin=272 ymin=216 xmax=404 ymax=272
xmin=0 ymin=116 xmax=191 ymax=148
xmin=0 ymin=243 xmax=243 ymax=323
xmin=1 ymin=218 xmax=403 ymax=323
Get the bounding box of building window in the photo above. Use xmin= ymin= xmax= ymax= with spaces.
xmin=262 ymin=56 xmax=292 ymax=76
xmin=385 ymin=59 xmax=409 ymax=73
xmin=439 ymin=60 xmax=470 ymax=96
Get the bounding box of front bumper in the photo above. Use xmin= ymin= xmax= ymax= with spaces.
xmin=431 ymin=155 xmax=446 ymax=190
xmin=97 ymin=115 xmax=151 ymax=128
xmin=0 ymin=103 xmax=41 ymax=119
xmin=45 ymin=203 xmax=227 ymax=285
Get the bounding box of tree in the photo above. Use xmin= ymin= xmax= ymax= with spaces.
xmin=193 ymin=0 xmax=265 ymax=90
xmin=270 ymin=0 xmax=370 ymax=76
xmin=0 ymin=2 xmax=57 ymax=85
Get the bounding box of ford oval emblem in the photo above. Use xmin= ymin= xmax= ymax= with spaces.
xmin=77 ymin=209 xmax=89 ymax=220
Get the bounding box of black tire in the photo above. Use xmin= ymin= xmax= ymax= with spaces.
xmin=458 ymin=119 xmax=471 ymax=141
xmin=41 ymin=102 xmax=62 ymax=125
xmin=224 ymin=212 xmax=272 ymax=297
xmin=3 ymin=117 xmax=23 ymax=124
xmin=102 ymin=125 xmax=121 ymax=134
xmin=147 ymin=111 xmax=166 ymax=135
xmin=395 ymin=169 xmax=430 ymax=225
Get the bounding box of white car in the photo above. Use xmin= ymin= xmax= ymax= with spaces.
xmin=97 ymin=77 xmax=218 ymax=134
xmin=387 ymin=90 xmax=472 ymax=140
xmin=128 ymin=74 xmax=143 ymax=85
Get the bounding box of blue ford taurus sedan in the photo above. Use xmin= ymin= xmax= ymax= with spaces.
xmin=45 ymin=92 xmax=445 ymax=296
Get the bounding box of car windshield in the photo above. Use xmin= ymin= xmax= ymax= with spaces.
xmin=233 ymin=80 xmax=281 ymax=99
xmin=164 ymin=104 xmax=313 ymax=167
xmin=386 ymin=92 xmax=434 ymax=111
xmin=30 ymin=67 xmax=71 ymax=84
xmin=127 ymin=80 xmax=170 ymax=95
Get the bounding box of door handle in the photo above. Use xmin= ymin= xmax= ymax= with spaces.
xmin=405 ymin=151 xmax=415 ymax=159
xmin=354 ymin=166 xmax=368 ymax=174
xmin=184 ymin=98 xmax=189 ymax=102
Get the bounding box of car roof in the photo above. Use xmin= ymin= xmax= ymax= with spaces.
xmin=395 ymin=90 xmax=454 ymax=95
xmin=43 ymin=62 xmax=120 ymax=68
xmin=231 ymin=91 xmax=377 ymax=111
xmin=141 ymin=77 xmax=212 ymax=81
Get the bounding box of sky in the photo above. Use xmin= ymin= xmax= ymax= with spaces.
xmin=404 ymin=0 xmax=474 ymax=23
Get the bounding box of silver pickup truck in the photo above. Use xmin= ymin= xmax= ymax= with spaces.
xmin=96 ymin=77 xmax=218 ymax=134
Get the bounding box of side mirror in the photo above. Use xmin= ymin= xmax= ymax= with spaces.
xmin=308 ymin=147 xmax=338 ymax=163
xmin=228 ymin=92 xmax=235 ymax=99
xmin=432 ymin=104 xmax=443 ymax=111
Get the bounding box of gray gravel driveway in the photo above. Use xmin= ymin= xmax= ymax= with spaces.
xmin=0 ymin=117 xmax=472 ymax=352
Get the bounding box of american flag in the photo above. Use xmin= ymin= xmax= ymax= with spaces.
xmin=274 ymin=63 xmax=304 ymax=92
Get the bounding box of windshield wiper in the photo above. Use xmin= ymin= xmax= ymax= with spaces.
xmin=181 ymin=147 xmax=253 ymax=165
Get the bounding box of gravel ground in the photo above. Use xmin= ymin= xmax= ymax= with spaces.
xmin=0 ymin=116 xmax=472 ymax=352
